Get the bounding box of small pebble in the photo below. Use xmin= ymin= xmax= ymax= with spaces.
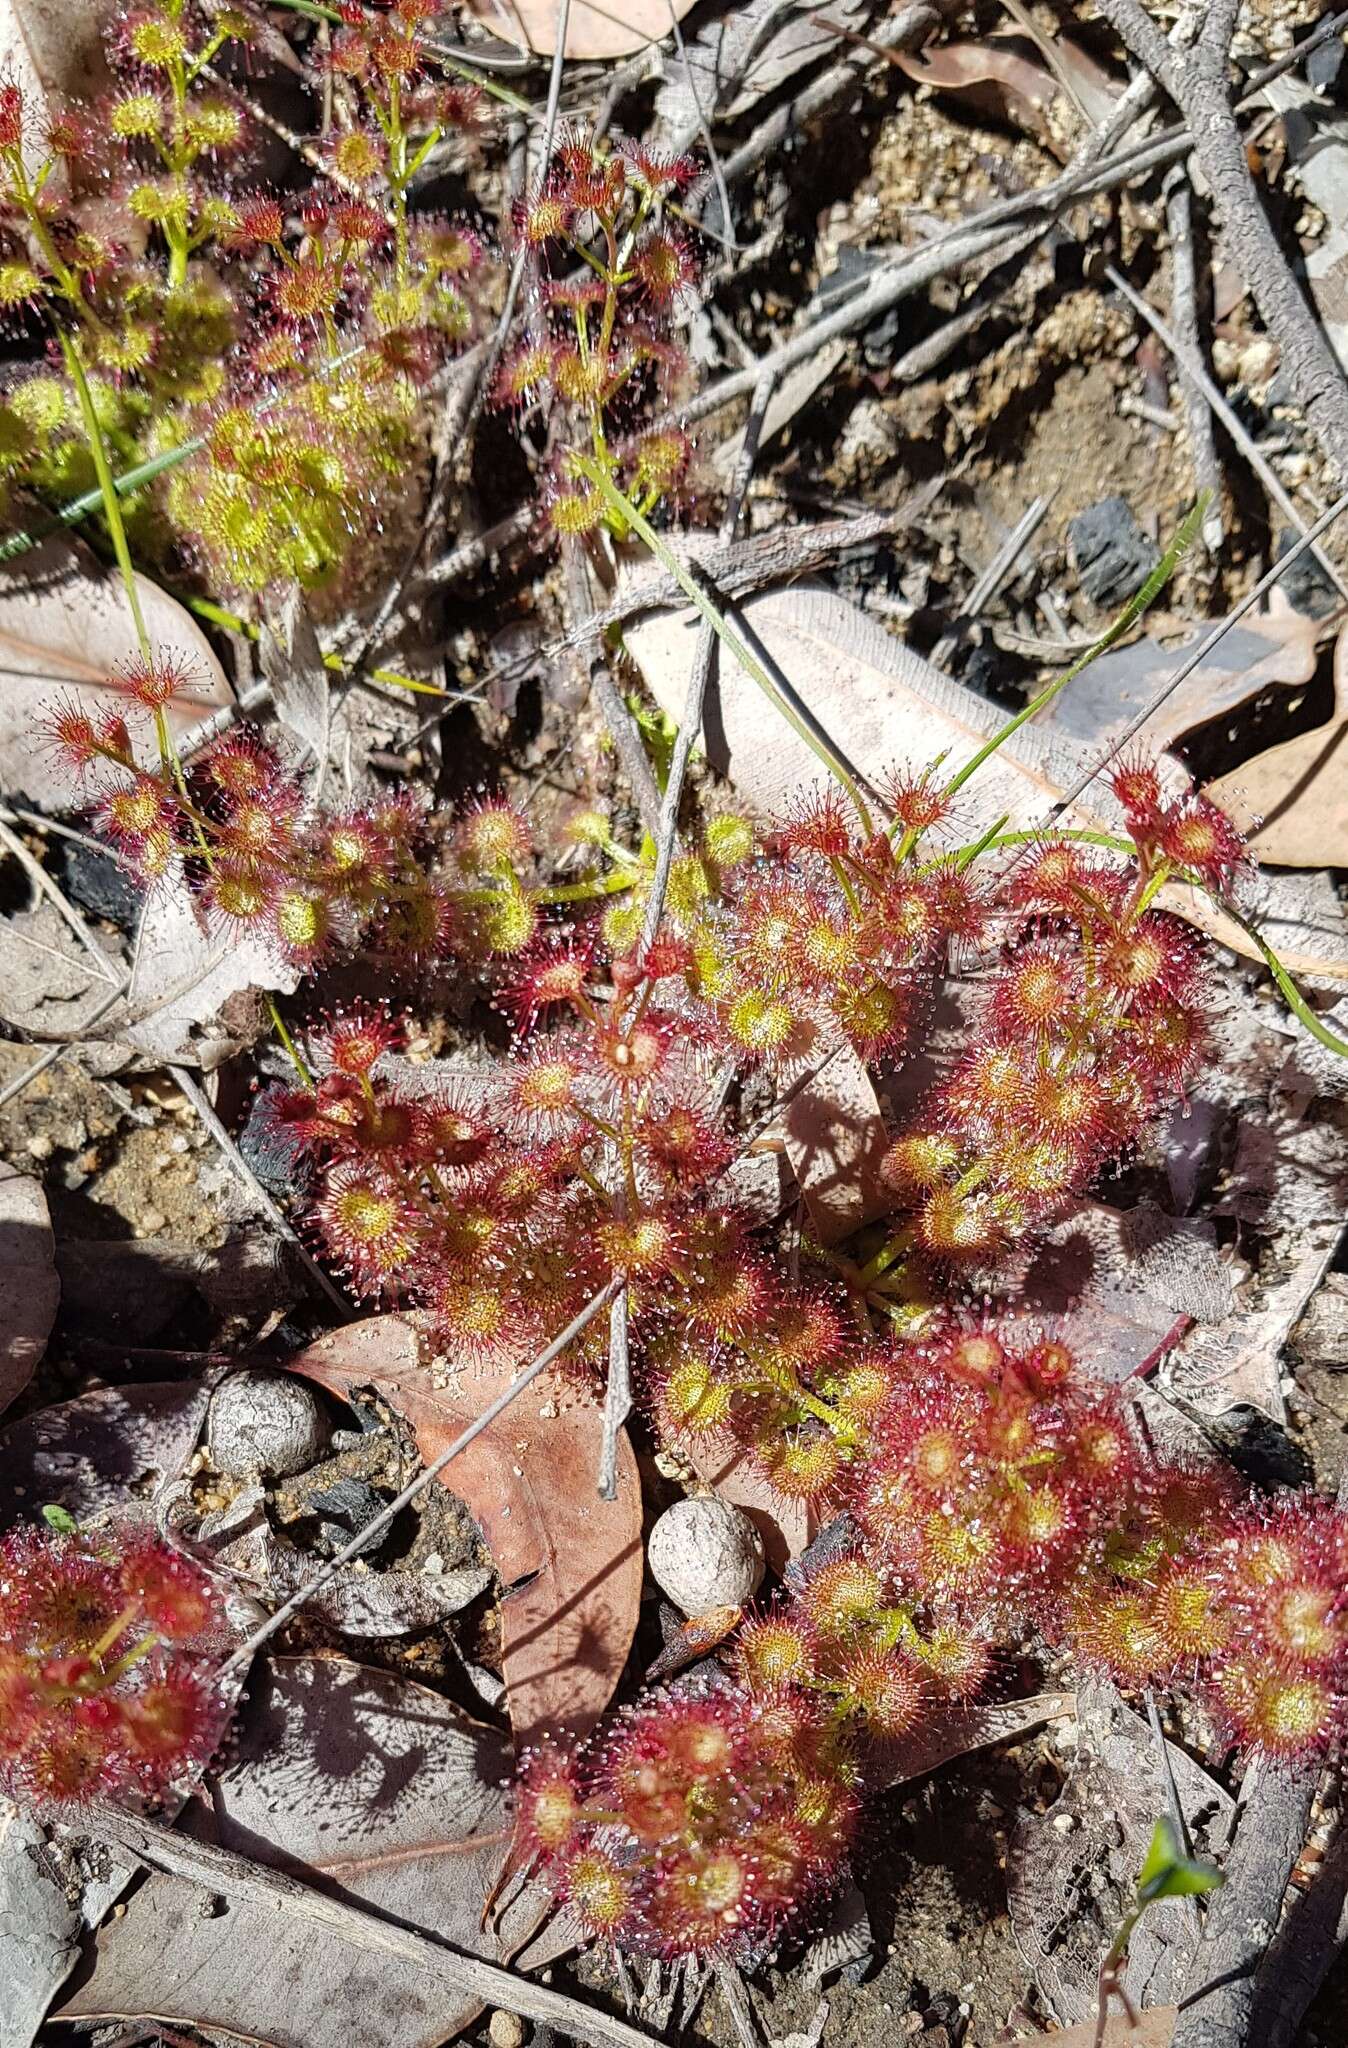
xmin=488 ymin=2011 xmax=526 ymax=2048
xmin=646 ymin=1496 xmax=764 ymax=1616
xmin=208 ymin=1370 xmax=330 ymax=1479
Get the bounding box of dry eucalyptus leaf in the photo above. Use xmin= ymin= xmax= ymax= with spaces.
xmin=0 ymin=900 xmax=121 ymax=1040
xmin=0 ymin=539 xmax=231 ymax=810
xmin=464 ymin=0 xmax=695 ymax=61
xmin=0 ymin=1378 xmax=209 ymax=1527
xmin=0 ymin=1164 xmax=58 ymax=1420
xmin=57 ymin=1655 xmax=556 ymax=2048
xmin=121 ymin=885 xmax=300 ymax=1068
xmin=628 ymin=580 xmax=1100 ymax=835
xmin=289 ymin=1315 xmax=643 ymax=1744
xmin=1045 ymin=601 xmax=1322 ymax=755
xmin=1205 ymin=620 xmax=1348 ymax=869
xmin=0 ymin=0 xmax=110 ymax=172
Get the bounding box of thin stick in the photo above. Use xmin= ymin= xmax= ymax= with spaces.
xmin=1097 ymin=0 xmax=1348 ymax=490
xmin=82 ymin=1802 xmax=662 ymax=2048
xmin=1163 ymin=172 xmax=1224 ymax=555
xmin=1102 ymin=260 xmax=1348 ymax=600
xmin=218 ymin=1277 xmax=621 ymax=1676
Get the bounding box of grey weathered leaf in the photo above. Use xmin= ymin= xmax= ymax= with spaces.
xmin=121 ymin=885 xmax=300 ymax=1069
xmin=0 ymin=1379 xmax=209 ymax=1527
xmin=262 ymin=589 xmax=331 ymax=764
xmin=0 ymin=1163 xmax=58 ymax=1420
xmin=58 ymin=1655 xmax=557 ymax=2048
xmin=1008 ymin=1682 xmax=1231 ymax=2027
xmin=0 ymin=540 xmax=230 ymax=810
xmin=653 ymin=0 xmax=869 ymax=137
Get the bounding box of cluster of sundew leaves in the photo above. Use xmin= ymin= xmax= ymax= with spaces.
xmin=0 ymin=1523 xmax=227 ymax=1804
xmin=214 ymin=771 xmax=1248 ymax=1470
xmin=517 ymin=1334 xmax=1348 ymax=1959
xmin=43 ymin=683 xmax=601 ymax=971
xmin=488 ymin=125 xmax=703 ymax=537
xmin=0 ymin=0 xmax=490 ymax=591
xmin=515 ymin=1686 xmax=861 ymax=1960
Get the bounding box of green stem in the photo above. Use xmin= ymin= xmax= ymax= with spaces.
xmin=267 ymin=998 xmax=313 ymax=1086
xmin=574 ymin=459 xmax=874 ymax=831
xmin=942 ymin=495 xmax=1208 ymax=801
xmin=61 ymin=336 xmax=154 ymax=669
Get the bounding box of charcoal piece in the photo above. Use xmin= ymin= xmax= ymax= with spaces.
xmin=308 ymin=1475 xmax=385 ymax=1533
xmin=1275 ymin=526 xmax=1339 ymax=617
xmin=1067 ymin=496 xmax=1161 ymax=606
xmin=52 ymin=838 xmax=140 ymax=928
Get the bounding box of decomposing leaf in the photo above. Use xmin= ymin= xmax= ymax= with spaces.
xmin=120 ymin=883 xmax=300 ymax=1068
xmin=465 ymin=0 xmax=696 ymax=62
xmin=1205 ymin=619 xmax=1348 ymax=869
xmin=779 ymin=1042 xmax=892 ymax=1245
xmin=0 ymin=1378 xmax=209 ymax=1527
xmin=262 ymin=587 xmax=331 ymax=764
xmin=1008 ymin=1681 xmax=1231 ymax=2027
xmin=207 ymin=1485 xmax=494 ymax=1641
xmin=0 ymin=1 xmax=111 ymax=172
xmin=1044 ymin=600 xmax=1322 ymax=755
xmin=0 ymin=899 xmax=123 ymax=1044
xmin=289 ymin=1316 xmax=643 ymax=1743
xmin=0 ymin=539 xmax=231 ymax=811
xmin=0 ymin=1163 xmax=58 ymax=1420
xmin=57 ymin=1655 xmax=558 ymax=2048
xmin=653 ymin=0 xmax=870 ymax=137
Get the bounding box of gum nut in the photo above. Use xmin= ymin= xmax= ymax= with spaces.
xmin=208 ymin=1370 xmax=329 ymax=1478
xmin=646 ymin=1496 xmax=764 ymax=1615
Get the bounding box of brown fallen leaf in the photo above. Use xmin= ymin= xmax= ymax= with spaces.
xmin=56 ymin=1655 xmax=558 ymax=2048
xmin=1040 ymin=2010 xmax=1176 ymax=2047
xmin=893 ymin=38 xmax=1064 ymax=145
xmin=779 ymin=1042 xmax=892 ymax=1246
xmin=0 ymin=539 xmax=231 ymax=811
xmin=288 ymin=1315 xmax=642 ymax=1744
xmin=464 ymin=0 xmax=695 ymax=61
xmin=1206 ymin=619 xmax=1348 ymax=869
xmin=0 ymin=1163 xmax=58 ymax=1420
